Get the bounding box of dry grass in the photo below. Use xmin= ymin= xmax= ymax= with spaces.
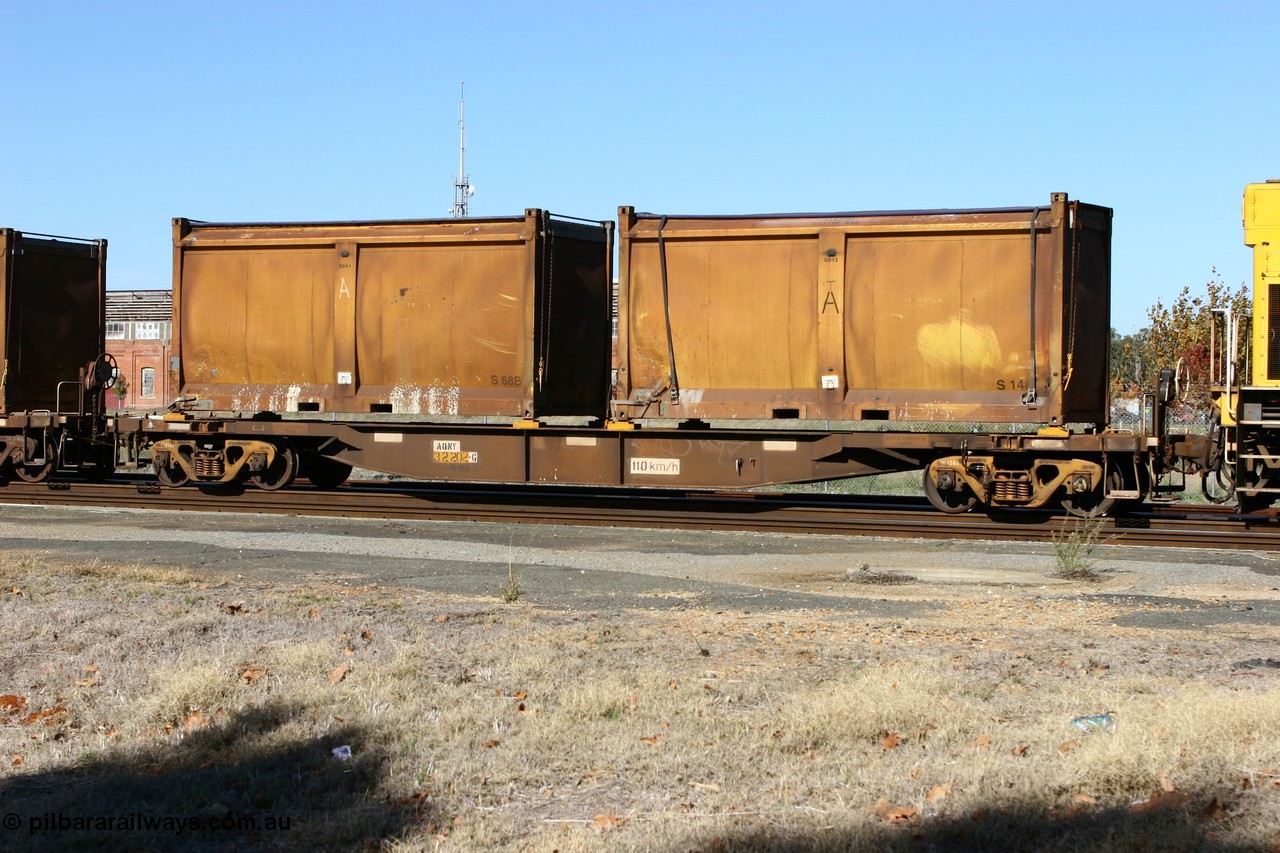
xmin=0 ymin=549 xmax=1278 ymax=851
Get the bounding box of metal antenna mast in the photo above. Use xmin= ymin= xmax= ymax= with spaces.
xmin=451 ymin=81 xmax=473 ymax=217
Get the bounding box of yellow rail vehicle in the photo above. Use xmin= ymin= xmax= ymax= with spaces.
xmin=1207 ymin=182 xmax=1280 ymax=508
xmin=1245 ymin=182 xmax=1280 ymax=390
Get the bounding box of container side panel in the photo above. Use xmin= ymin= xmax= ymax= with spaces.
xmin=537 ymin=232 xmax=611 ymax=415
xmin=1058 ymin=215 xmax=1110 ymax=420
xmin=846 ymin=234 xmax=1030 ymax=394
xmin=628 ymin=238 xmax=817 ymax=391
xmin=0 ymin=231 xmax=7 ymax=412
xmin=624 ymin=241 xmax=676 ymax=392
xmin=355 ymin=244 xmax=526 ymax=399
xmin=180 ymin=248 xmax=334 ymax=395
xmin=172 ymin=215 xmax=561 ymax=418
xmin=4 ymin=239 xmax=104 ymax=412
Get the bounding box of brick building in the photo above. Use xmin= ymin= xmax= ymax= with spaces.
xmin=105 ymin=290 xmax=173 ymax=411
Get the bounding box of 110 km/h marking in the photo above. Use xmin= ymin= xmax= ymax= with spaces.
xmin=630 ymin=457 xmax=681 ymax=475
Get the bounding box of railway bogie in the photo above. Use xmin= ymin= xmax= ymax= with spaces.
xmin=925 ymin=454 xmax=1114 ymax=515
xmin=150 ymin=436 xmax=296 ymax=489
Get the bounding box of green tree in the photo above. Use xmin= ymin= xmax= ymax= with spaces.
xmin=1110 ymin=271 xmax=1250 ymax=411
xmin=1109 ymin=327 xmax=1145 ymax=401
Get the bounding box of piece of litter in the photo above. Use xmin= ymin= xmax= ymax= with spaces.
xmin=1070 ymin=713 xmax=1116 ymax=734
xmin=332 ymin=745 xmax=352 ymax=760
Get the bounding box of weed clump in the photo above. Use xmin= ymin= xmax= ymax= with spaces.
xmin=500 ymin=564 xmax=522 ymax=603
xmin=1051 ymin=515 xmax=1110 ymax=580
xmin=842 ymin=562 xmax=917 ymax=585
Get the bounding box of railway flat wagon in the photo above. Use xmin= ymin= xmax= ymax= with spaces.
xmin=1 ymin=229 xmax=115 ymax=481
xmin=171 ymin=211 xmax=613 ymax=420
xmin=147 ymin=195 xmax=1142 ymax=514
xmin=615 ymin=193 xmax=1112 ymax=427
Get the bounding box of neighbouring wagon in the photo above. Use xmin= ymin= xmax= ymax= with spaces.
xmin=0 ymin=229 xmax=117 ymax=481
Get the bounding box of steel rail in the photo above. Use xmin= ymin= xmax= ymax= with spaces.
xmin=2 ymin=478 xmax=1279 ymax=550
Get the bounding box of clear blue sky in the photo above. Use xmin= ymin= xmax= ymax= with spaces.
xmin=4 ymin=1 xmax=1276 ymax=334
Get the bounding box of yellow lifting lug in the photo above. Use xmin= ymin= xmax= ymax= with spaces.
xmin=605 ymin=420 xmax=637 ymax=431
xmin=511 ymin=419 xmax=541 ymax=429
xmin=1037 ymin=426 xmax=1071 ymax=437
xmin=161 ymin=412 xmax=189 ymax=422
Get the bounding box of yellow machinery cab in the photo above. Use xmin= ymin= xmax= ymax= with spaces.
xmin=1245 ymin=181 xmax=1280 ymax=390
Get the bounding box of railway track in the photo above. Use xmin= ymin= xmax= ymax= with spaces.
xmin=2 ymin=478 xmax=1279 ymax=551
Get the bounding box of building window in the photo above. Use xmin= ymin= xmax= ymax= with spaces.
xmin=106 ymin=321 xmax=126 ymax=340
xmin=135 ymin=322 xmax=161 ymax=340
xmin=141 ymin=367 xmax=156 ymax=398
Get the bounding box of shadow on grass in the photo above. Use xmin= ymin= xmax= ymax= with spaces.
xmin=677 ymin=794 xmax=1254 ymax=852
xmin=0 ymin=701 xmax=423 ymax=852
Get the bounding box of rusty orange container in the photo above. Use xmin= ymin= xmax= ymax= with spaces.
xmin=615 ymin=194 xmax=1111 ymax=426
xmin=172 ymin=211 xmax=612 ymax=419
xmin=0 ymin=230 xmax=107 ymax=413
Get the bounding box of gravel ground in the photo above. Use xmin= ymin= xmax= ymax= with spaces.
xmin=3 ymin=503 xmax=1280 ymax=852
xmin=1 ymin=504 xmax=1279 ymax=627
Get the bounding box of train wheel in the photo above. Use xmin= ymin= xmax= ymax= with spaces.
xmin=155 ymin=461 xmax=191 ymax=488
xmin=251 ymin=444 xmax=297 ymax=491
xmin=922 ymin=469 xmax=977 ymax=514
xmin=303 ymin=454 xmax=353 ymax=489
xmin=1061 ymin=464 xmax=1123 ymax=519
xmin=13 ymin=438 xmax=55 ymax=483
